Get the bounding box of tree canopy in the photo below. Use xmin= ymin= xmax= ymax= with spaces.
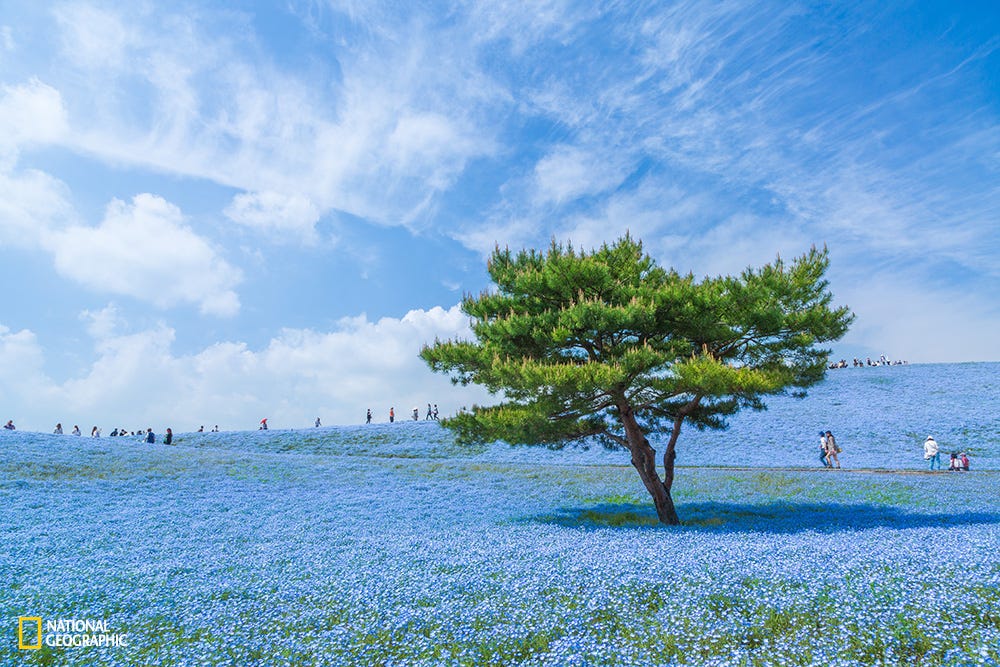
xmin=421 ymin=235 xmax=853 ymax=524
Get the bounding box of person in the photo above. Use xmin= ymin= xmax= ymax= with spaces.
xmin=426 ymin=403 xmax=433 ymax=420
xmin=3 ymin=420 xmax=15 ymax=430
xmin=412 ymin=407 xmax=419 ymax=421
xmin=366 ymin=409 xmax=372 ymax=424
xmin=389 ymin=407 xmax=394 ymax=423
xmin=948 ymin=452 xmax=961 ymax=471
xmin=110 ymin=428 xmax=118 ymax=437
xmin=315 ymin=417 xmax=321 ymax=427
xmin=259 ymin=418 xmax=268 ymax=430
xmin=198 ymin=425 xmax=204 ymax=433
xmin=164 ymin=428 xmax=173 ymax=445
xmin=212 ymin=425 xmax=219 ymax=432
xmin=145 ymin=428 xmax=155 ymax=444
xmin=924 ymin=436 xmax=940 ymax=470
xmin=72 ymin=425 xmax=81 ymax=436
xmin=91 ymin=426 xmax=100 ymax=438
xmin=53 ymin=423 xmax=63 ymax=434
xmin=825 ymin=430 xmax=840 ymax=468
xmin=432 ymin=404 xmax=438 ymax=420
xmin=818 ymin=431 xmax=829 ymax=467
xmin=960 ymin=452 xmax=970 ymax=471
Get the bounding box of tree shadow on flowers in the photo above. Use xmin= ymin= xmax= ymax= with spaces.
xmin=531 ymin=501 xmax=1000 ymax=533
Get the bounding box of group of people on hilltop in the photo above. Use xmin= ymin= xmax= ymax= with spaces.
xmin=829 ymin=355 xmax=908 ymax=369
xmin=46 ymin=422 xmax=177 ymax=444
xmin=9 ymin=407 xmax=441 ymax=433
xmin=366 ymin=404 xmax=439 ymax=425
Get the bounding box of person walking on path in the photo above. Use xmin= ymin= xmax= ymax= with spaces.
xmin=818 ymin=431 xmax=829 ymax=467
xmin=389 ymin=407 xmax=394 ymax=423
xmin=824 ymin=430 xmax=841 ymax=468
xmin=366 ymin=409 xmax=372 ymax=424
xmin=924 ymin=435 xmax=941 ymax=470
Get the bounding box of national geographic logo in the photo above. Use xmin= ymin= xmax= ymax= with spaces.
xmin=17 ymin=617 xmax=41 ymax=650
xmin=18 ymin=616 xmax=129 ymax=650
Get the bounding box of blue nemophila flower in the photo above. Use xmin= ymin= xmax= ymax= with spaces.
xmin=2 ymin=397 xmax=999 ymax=666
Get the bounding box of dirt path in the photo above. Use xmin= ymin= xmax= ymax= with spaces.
xmin=685 ymin=465 xmax=997 ymax=476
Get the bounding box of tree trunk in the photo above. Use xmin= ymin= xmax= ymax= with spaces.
xmin=619 ymin=403 xmax=680 ymax=525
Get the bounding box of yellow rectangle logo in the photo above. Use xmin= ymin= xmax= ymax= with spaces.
xmin=18 ymin=616 xmax=42 ymax=650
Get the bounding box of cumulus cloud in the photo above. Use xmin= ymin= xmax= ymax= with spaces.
xmin=45 ymin=194 xmax=242 ymax=316
xmin=79 ymin=303 xmax=125 ymax=341
xmin=0 ymin=78 xmax=69 ymax=154
xmin=0 ymin=325 xmax=58 ymax=409
xmin=223 ymin=191 xmax=322 ymax=242
xmin=0 ymin=80 xmax=75 ymax=244
xmin=0 ymin=305 xmax=493 ymax=431
xmin=0 ymin=166 xmax=75 ymax=245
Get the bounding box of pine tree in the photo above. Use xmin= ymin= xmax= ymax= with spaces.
xmin=421 ymin=234 xmax=853 ymax=524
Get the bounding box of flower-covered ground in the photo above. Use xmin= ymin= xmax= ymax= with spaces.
xmin=3 ymin=418 xmax=999 ymax=666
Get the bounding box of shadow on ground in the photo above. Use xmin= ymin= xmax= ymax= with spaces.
xmin=531 ymin=501 xmax=1000 ymax=532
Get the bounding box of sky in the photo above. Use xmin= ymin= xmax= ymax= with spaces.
xmin=0 ymin=1 xmax=998 ymax=432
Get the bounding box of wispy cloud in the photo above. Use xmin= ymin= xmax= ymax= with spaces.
xmin=37 ymin=2 xmax=502 ymax=237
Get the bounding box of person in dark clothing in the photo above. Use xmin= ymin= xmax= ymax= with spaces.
xmin=145 ymin=428 xmax=155 ymax=444
xmin=164 ymin=428 xmax=173 ymax=445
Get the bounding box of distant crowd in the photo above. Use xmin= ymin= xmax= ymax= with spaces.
xmin=829 ymin=355 xmax=908 ymax=369
xmin=3 ymin=403 xmax=444 ymax=439
xmin=366 ymin=403 xmax=440 ymax=424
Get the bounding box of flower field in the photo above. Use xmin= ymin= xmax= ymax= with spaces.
xmin=3 ymin=362 xmax=999 ymax=665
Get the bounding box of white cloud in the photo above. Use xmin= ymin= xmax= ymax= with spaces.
xmin=0 ymin=166 xmax=75 ymax=245
xmin=0 ymin=78 xmax=69 ymax=155
xmin=223 ymin=191 xmax=322 ymax=242
xmin=79 ymin=303 xmax=124 ymax=341
xmin=0 ymin=305 xmax=494 ymax=431
xmin=0 ymin=79 xmax=75 ymax=245
xmin=533 ymin=145 xmax=628 ymax=205
xmin=45 ymin=194 xmax=242 ymax=316
xmin=0 ymin=25 xmax=13 ymax=52
xmin=52 ymin=2 xmax=132 ymax=70
xmin=838 ymin=274 xmax=1000 ymax=364
xmin=38 ymin=4 xmax=499 ymax=235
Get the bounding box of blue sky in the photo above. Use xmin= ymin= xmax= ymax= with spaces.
xmin=1 ymin=1 xmax=997 ymax=431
